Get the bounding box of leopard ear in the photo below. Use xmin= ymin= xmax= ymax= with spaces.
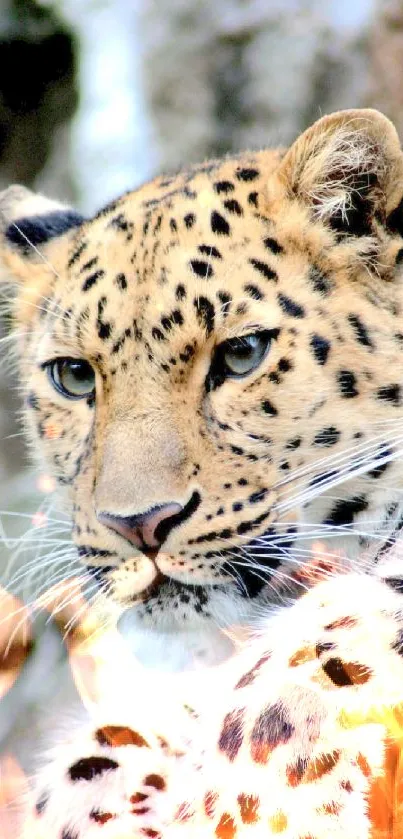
xmin=0 ymin=185 xmax=84 ymax=321
xmin=0 ymin=184 xmax=84 ymax=284
xmin=275 ymin=108 xmax=403 ymax=237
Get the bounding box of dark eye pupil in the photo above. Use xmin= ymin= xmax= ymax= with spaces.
xmin=228 ymin=336 xmax=259 ymax=356
xmin=66 ymin=361 xmax=91 ymax=380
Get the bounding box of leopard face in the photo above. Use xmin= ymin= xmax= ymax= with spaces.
xmin=3 ymin=109 xmax=403 ymax=664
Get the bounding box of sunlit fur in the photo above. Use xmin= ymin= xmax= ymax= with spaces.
xmin=3 ymin=109 xmax=403 ymax=837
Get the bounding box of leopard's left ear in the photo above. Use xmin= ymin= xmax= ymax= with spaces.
xmin=0 ymin=185 xmax=84 ymax=322
xmin=0 ymin=185 xmax=84 ymax=285
xmin=274 ymin=108 xmax=403 ymax=237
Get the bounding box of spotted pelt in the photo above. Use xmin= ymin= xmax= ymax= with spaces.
xmin=31 ymin=555 xmax=403 ymax=838
xmin=2 ymin=108 xmax=403 ymax=837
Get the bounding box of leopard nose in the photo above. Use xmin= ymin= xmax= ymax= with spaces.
xmin=97 ymin=502 xmax=183 ymax=551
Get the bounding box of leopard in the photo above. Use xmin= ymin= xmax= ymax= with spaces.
xmin=2 ymin=108 xmax=403 ymax=838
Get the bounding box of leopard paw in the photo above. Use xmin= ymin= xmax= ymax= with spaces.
xmin=33 ymin=719 xmax=186 ymax=839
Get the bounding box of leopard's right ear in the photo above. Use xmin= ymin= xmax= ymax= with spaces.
xmin=0 ymin=185 xmax=84 ymax=320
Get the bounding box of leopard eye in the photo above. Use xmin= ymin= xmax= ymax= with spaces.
xmin=221 ymin=330 xmax=276 ymax=377
xmin=221 ymin=333 xmax=271 ymax=376
xmin=45 ymin=358 xmax=96 ymax=400
xmin=208 ymin=329 xmax=278 ymax=390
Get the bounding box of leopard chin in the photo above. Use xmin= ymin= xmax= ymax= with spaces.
xmin=98 ymin=571 xmax=260 ymax=670
xmin=118 ymin=609 xmax=237 ymax=671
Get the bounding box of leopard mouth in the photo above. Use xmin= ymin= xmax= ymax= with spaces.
xmin=84 ymin=558 xmax=228 ymax=606
xmin=80 ymin=521 xmax=294 ymax=603
xmin=129 ymin=570 xmax=211 ymax=604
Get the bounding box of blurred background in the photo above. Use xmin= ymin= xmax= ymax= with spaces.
xmin=0 ymin=0 xmax=402 ymax=830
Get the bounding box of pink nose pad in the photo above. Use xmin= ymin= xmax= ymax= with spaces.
xmin=97 ymin=502 xmax=183 ymax=551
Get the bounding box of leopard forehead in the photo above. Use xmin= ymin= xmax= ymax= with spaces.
xmin=7 ymin=109 xmax=403 ymax=630
xmin=51 ymin=151 xmax=288 ymax=347
xmin=35 ymin=148 xmax=368 ymax=370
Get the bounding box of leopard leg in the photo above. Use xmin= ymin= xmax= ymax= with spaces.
xmin=189 ymin=568 xmax=403 ymax=839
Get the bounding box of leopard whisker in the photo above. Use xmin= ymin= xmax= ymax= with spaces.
xmin=273 ymin=429 xmax=403 ymax=490
xmin=275 ymin=443 xmax=403 ymax=513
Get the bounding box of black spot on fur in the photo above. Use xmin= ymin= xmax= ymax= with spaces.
xmin=263 ymin=237 xmax=283 ymax=254
xmin=67 ymin=240 xmax=87 ymax=268
xmin=347 ymin=314 xmax=373 ymax=348
xmin=68 ymin=756 xmax=119 ymax=782
xmin=217 ymin=290 xmax=232 ymax=315
xmin=194 ymin=296 xmax=215 ymax=336
xmin=310 ymin=266 xmax=331 ymax=296
xmin=77 ymin=546 xmax=117 ymax=561
xmin=214 ymin=180 xmax=235 ymax=195
xmin=199 ymin=244 xmax=222 ymax=259
xmin=324 ymin=495 xmax=368 ymax=527
xmin=211 ymin=210 xmax=230 ymax=235
xmin=223 ymin=198 xmax=243 ymax=215
xmin=310 ymin=334 xmax=330 ymax=365
xmin=338 ymin=370 xmax=358 ymax=398
xmin=250 ymin=702 xmax=294 ymax=764
xmin=285 ymin=437 xmax=301 ymax=450
xmin=82 ymin=269 xmax=105 ymax=292
xmin=176 ymin=283 xmax=187 ymax=300
xmin=244 ymin=283 xmax=264 ymax=300
xmin=80 ymin=257 xmax=98 ymax=274
xmin=179 ymin=343 xmax=195 ymax=363
xmin=313 ymin=426 xmax=340 ymax=447
xmin=376 ymin=384 xmax=401 ymax=405
xmin=248 ymin=191 xmax=258 ymax=207
xmin=235 ymin=509 xmax=271 ymax=537
xmin=161 ymin=309 xmax=184 ymax=331
xmin=110 ymin=213 xmax=133 ymax=235
xmin=278 ymin=293 xmax=305 ymax=318
xmin=190 ymin=259 xmax=214 ymax=278
xmin=218 ymin=708 xmax=245 ymax=761
xmin=184 ymin=212 xmax=195 ymax=229
xmin=249 ymin=488 xmax=268 ymax=504
xmin=278 ymin=357 xmax=291 ymax=372
xmin=115 ymin=272 xmax=127 ymax=290
xmin=262 ymin=400 xmax=278 ymax=416
xmin=152 ymin=327 xmax=166 ymax=342
xmin=249 ymin=258 xmax=277 ymax=282
xmin=396 ymin=248 xmax=403 ymax=265
xmin=97 ymin=297 xmax=111 ymax=341
xmin=235 ymin=167 xmax=259 ymax=182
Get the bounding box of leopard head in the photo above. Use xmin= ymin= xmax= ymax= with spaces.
xmin=2 ymin=109 xmax=403 ymax=668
